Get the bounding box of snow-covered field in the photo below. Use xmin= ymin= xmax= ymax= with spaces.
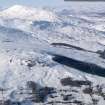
xmin=0 ymin=4 xmax=105 ymax=105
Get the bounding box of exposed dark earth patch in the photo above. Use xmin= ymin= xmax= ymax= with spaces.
xmin=51 ymin=43 xmax=96 ymax=53
xmin=97 ymin=50 xmax=105 ymax=59
xmin=52 ymin=54 xmax=105 ymax=77
xmin=61 ymin=77 xmax=91 ymax=87
xmin=26 ymin=81 xmax=55 ymax=103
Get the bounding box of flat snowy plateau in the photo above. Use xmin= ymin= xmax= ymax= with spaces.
xmin=0 ymin=5 xmax=105 ymax=105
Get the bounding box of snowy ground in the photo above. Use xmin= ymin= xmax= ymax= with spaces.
xmin=0 ymin=4 xmax=105 ymax=105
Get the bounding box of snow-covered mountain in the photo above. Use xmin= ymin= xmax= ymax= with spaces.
xmin=0 ymin=5 xmax=105 ymax=105
xmin=0 ymin=5 xmax=58 ymax=22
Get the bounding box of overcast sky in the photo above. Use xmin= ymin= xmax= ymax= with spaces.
xmin=0 ymin=0 xmax=65 ymax=7
xmin=0 ymin=0 xmax=105 ymax=9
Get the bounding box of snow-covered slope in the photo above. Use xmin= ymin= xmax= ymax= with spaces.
xmin=0 ymin=5 xmax=105 ymax=105
xmin=0 ymin=5 xmax=58 ymax=22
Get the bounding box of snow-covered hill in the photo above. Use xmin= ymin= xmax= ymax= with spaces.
xmin=0 ymin=5 xmax=105 ymax=105
xmin=0 ymin=5 xmax=58 ymax=22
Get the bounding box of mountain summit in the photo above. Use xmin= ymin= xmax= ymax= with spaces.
xmin=0 ymin=5 xmax=57 ymax=22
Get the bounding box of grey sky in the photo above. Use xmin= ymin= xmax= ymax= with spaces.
xmin=0 ymin=0 xmax=65 ymax=7
xmin=0 ymin=0 xmax=105 ymax=9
